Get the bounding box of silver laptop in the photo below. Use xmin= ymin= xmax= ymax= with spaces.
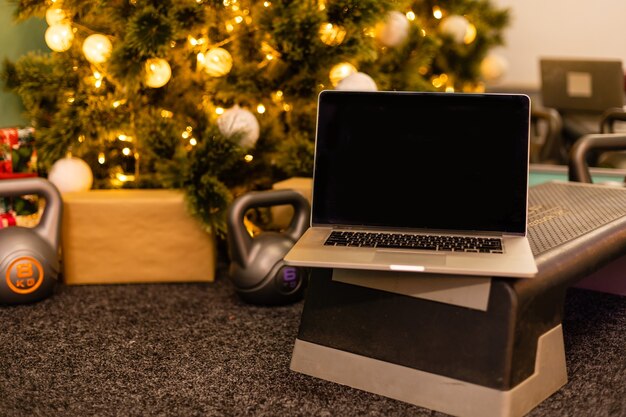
xmin=283 ymin=90 xmax=538 ymax=278
xmin=540 ymin=58 xmax=624 ymax=114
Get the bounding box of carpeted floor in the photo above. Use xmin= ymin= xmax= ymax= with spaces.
xmin=1 ymin=267 xmax=624 ymax=417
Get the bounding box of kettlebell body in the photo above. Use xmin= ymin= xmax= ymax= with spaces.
xmin=0 ymin=178 xmax=62 ymax=305
xmin=227 ymin=189 xmax=310 ymax=305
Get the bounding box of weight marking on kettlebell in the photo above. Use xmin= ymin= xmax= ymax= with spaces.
xmin=5 ymin=256 xmax=44 ymax=294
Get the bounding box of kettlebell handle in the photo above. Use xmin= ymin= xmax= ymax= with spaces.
xmin=0 ymin=177 xmax=62 ymax=251
xmin=227 ymin=189 xmax=310 ymax=267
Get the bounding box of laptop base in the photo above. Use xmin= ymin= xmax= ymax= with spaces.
xmin=291 ymin=325 xmax=566 ymax=417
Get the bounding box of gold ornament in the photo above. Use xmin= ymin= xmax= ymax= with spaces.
xmin=319 ymin=23 xmax=347 ymax=46
xmin=45 ymin=5 xmax=68 ymax=26
xmin=45 ymin=23 xmax=74 ymax=52
xmin=82 ymin=34 xmax=113 ymax=64
xmin=201 ymin=48 xmax=233 ymax=77
xmin=329 ymin=62 xmax=357 ymax=87
xmin=144 ymin=58 xmax=172 ymax=88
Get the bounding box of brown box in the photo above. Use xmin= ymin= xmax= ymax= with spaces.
xmin=271 ymin=177 xmax=312 ymax=229
xmin=61 ymin=189 xmax=216 ymax=284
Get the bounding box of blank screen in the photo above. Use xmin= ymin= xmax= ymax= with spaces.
xmin=311 ymin=90 xmax=530 ymax=234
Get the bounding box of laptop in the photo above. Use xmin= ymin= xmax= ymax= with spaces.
xmin=283 ymin=90 xmax=538 ymax=278
xmin=540 ymin=57 xmax=624 ymax=114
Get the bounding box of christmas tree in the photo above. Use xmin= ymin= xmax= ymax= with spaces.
xmin=1 ymin=0 xmax=509 ymax=236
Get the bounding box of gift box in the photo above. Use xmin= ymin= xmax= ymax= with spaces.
xmin=61 ymin=189 xmax=217 ymax=284
xmin=0 ymin=127 xmax=37 ymax=177
xmin=271 ymin=177 xmax=312 ymax=229
xmin=0 ymin=127 xmax=39 ymax=221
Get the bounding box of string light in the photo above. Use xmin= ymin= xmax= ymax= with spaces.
xmin=98 ymin=152 xmax=105 ymax=164
xmin=256 ymin=104 xmax=266 ymax=114
xmin=122 ymin=147 xmax=132 ymax=156
xmin=432 ymin=6 xmax=443 ymax=19
xmin=406 ymin=11 xmax=416 ymax=21
xmin=215 ymin=107 xmax=225 ymax=115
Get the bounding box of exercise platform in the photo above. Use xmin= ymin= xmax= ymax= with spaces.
xmin=290 ymin=181 xmax=626 ymax=417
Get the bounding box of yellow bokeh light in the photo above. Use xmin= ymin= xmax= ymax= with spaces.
xmin=319 ymin=23 xmax=347 ymax=46
xmin=216 ymin=107 xmax=225 ymax=115
xmin=406 ymin=11 xmax=416 ymax=21
xmin=189 ymin=138 xmax=198 ymax=146
xmin=464 ymin=23 xmax=477 ymax=44
xmin=263 ymin=1 xmax=271 ymax=7
xmin=182 ymin=131 xmax=190 ymax=139
xmin=257 ymin=104 xmax=266 ymax=114
xmin=244 ymin=154 xmax=254 ymax=162
xmin=433 ymin=6 xmax=443 ymax=19
xmin=122 ymin=147 xmax=131 ymax=156
xmin=98 ymin=152 xmax=105 ymax=164
xmin=329 ymin=62 xmax=357 ymax=86
xmin=160 ymin=109 xmax=174 ymax=118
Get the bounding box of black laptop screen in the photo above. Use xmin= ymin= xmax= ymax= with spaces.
xmin=311 ymin=90 xmax=530 ymax=234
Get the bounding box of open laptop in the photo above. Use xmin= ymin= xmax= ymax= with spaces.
xmin=540 ymin=57 xmax=624 ymax=114
xmin=283 ymin=90 xmax=538 ymax=278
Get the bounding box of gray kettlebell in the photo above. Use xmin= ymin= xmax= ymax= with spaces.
xmin=0 ymin=177 xmax=62 ymax=305
xmin=227 ymin=188 xmax=310 ymax=305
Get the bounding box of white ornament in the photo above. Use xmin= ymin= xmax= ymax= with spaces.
xmin=336 ymin=72 xmax=378 ymax=91
xmin=144 ymin=58 xmax=171 ymax=88
xmin=45 ymin=6 xmax=68 ymax=26
xmin=217 ymin=105 xmax=260 ymax=149
xmin=376 ymin=11 xmax=410 ymax=47
xmin=48 ymin=156 xmax=93 ymax=193
xmin=45 ymin=23 xmax=74 ymax=52
xmin=82 ymin=34 xmax=112 ymax=64
xmin=439 ymin=15 xmax=470 ymax=44
xmin=480 ymin=53 xmax=509 ymax=81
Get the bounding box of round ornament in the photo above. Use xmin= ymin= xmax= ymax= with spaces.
xmin=319 ymin=23 xmax=347 ymax=46
xmin=480 ymin=53 xmax=509 ymax=81
xmin=329 ymin=62 xmax=357 ymax=87
xmin=202 ymin=48 xmax=233 ymax=77
xmin=439 ymin=15 xmax=470 ymax=44
xmin=45 ymin=23 xmax=74 ymax=52
xmin=217 ymin=105 xmax=260 ymax=149
xmin=82 ymin=34 xmax=112 ymax=64
xmin=48 ymin=156 xmax=93 ymax=192
xmin=376 ymin=11 xmax=410 ymax=47
xmin=45 ymin=5 xmax=68 ymax=26
xmin=336 ymin=72 xmax=378 ymax=91
xmin=144 ymin=58 xmax=171 ymax=88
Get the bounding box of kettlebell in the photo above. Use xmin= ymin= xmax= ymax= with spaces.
xmin=0 ymin=178 xmax=62 ymax=305
xmin=227 ymin=188 xmax=310 ymax=305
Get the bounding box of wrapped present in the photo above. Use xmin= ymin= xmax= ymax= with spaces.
xmin=61 ymin=189 xmax=217 ymax=284
xmin=0 ymin=127 xmax=37 ymax=177
xmin=0 ymin=212 xmax=16 ymax=228
xmin=0 ymin=127 xmax=39 ymax=219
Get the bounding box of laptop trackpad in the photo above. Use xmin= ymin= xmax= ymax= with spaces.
xmin=373 ymin=251 xmax=446 ymax=266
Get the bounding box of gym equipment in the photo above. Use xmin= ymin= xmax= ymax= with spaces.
xmin=0 ymin=178 xmax=62 ymax=305
xmin=227 ymin=188 xmax=310 ymax=305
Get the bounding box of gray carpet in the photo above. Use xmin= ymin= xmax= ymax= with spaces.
xmin=1 ymin=267 xmax=624 ymax=417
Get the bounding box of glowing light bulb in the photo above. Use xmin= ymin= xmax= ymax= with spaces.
xmin=45 ymin=23 xmax=74 ymax=52
xmin=144 ymin=58 xmax=171 ymax=88
xmin=433 ymin=6 xmax=443 ymax=19
xmin=257 ymin=104 xmax=266 ymax=114
xmin=98 ymin=152 xmax=106 ymax=164
xmin=82 ymin=34 xmax=112 ymax=64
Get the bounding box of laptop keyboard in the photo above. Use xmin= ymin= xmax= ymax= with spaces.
xmin=324 ymin=231 xmax=503 ymax=253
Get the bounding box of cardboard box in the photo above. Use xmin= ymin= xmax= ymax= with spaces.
xmin=271 ymin=177 xmax=312 ymax=229
xmin=61 ymin=189 xmax=216 ymax=284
